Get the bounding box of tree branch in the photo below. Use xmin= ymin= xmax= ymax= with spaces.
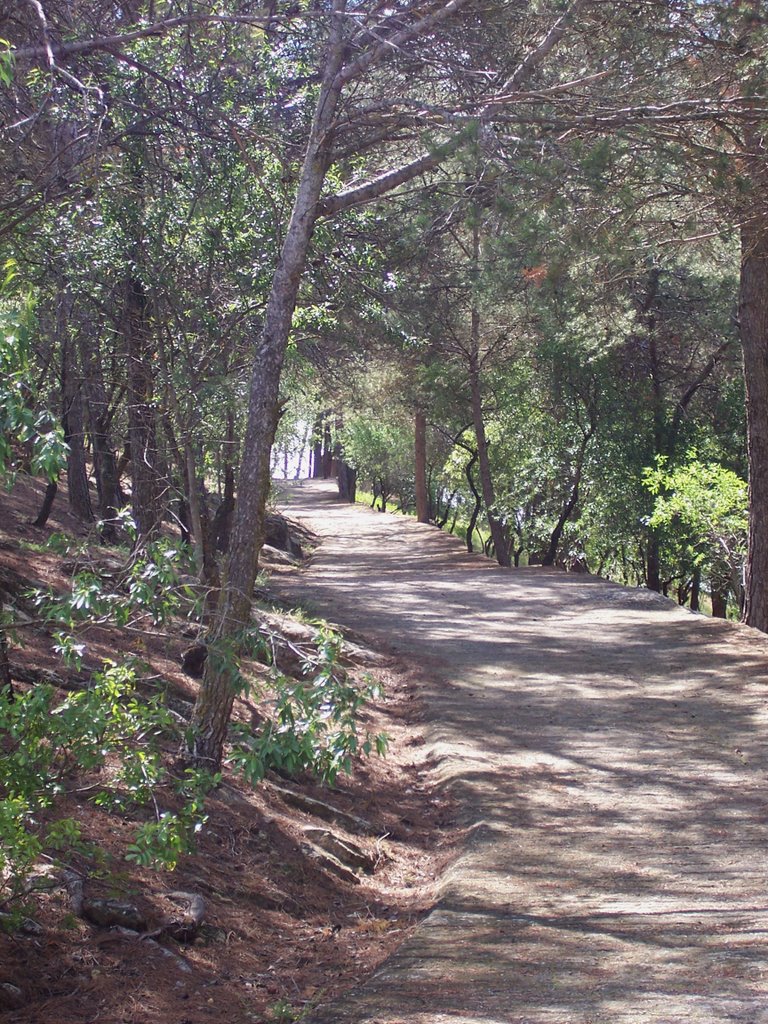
xmin=318 ymin=146 xmax=453 ymax=216
xmin=11 ymin=13 xmax=270 ymax=63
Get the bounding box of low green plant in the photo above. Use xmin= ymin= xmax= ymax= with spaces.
xmin=2 ymin=500 xmax=383 ymax=907
xmin=125 ymin=768 xmax=220 ymax=870
xmin=230 ymin=626 xmax=388 ymax=786
xmin=34 ymin=516 xmax=200 ymax=648
xmin=0 ymin=660 xmax=218 ymax=903
xmin=267 ymin=998 xmax=305 ymax=1023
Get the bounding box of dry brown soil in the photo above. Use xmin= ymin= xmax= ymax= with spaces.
xmin=0 ymin=477 xmax=453 ymax=1024
xmin=275 ymin=479 xmax=768 ymax=1024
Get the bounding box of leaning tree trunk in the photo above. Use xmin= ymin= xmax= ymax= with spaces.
xmin=33 ymin=481 xmax=58 ymax=527
xmin=741 ymin=219 xmax=768 ymax=632
xmin=541 ymin=475 xmax=580 ymax=567
xmin=541 ymin=426 xmax=593 ymax=567
xmin=185 ymin=17 xmax=347 ymax=768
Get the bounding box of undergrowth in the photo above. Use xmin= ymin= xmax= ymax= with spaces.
xmin=0 ymin=507 xmax=385 ymax=919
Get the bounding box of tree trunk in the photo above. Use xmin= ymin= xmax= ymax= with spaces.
xmin=711 ymin=585 xmax=728 ymax=619
xmin=467 ymin=219 xmax=510 ymax=567
xmin=542 ymin=427 xmax=593 ymax=567
xmin=646 ymin=534 xmax=662 ymax=592
xmin=295 ymin=419 xmax=310 ymax=479
xmin=311 ymin=412 xmax=324 ymax=478
xmin=185 ymin=12 xmax=347 ymax=768
xmin=690 ymin=567 xmax=701 ymax=612
xmin=33 ymin=481 xmax=58 ymax=527
xmin=321 ymin=419 xmax=334 ymax=478
xmin=740 ymin=220 xmax=768 ymax=631
xmin=125 ymin=275 xmax=163 ymax=541
xmin=541 ymin=485 xmax=578 ymax=567
xmin=414 ymin=409 xmax=429 ymax=523
xmin=59 ymin=291 xmax=93 ymax=523
xmin=464 ymin=450 xmax=481 ymax=554
xmin=469 ymin=346 xmax=510 ymax=567
xmin=337 ymin=461 xmax=357 ymax=503
xmin=79 ymin=332 xmax=122 ymax=541
xmin=213 ymin=412 xmax=236 ymax=553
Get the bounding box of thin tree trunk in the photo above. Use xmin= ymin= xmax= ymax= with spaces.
xmin=541 ymin=481 xmax=579 ymax=567
xmin=414 ymin=409 xmax=429 ymax=523
xmin=311 ymin=412 xmax=324 ymax=478
xmin=59 ymin=291 xmax=93 ymax=523
xmin=468 ymin=219 xmax=510 ymax=567
xmin=295 ymin=420 xmax=310 ymax=479
xmin=212 ymin=412 xmax=237 ymax=553
xmin=464 ymin=450 xmax=481 ymax=554
xmin=33 ymin=481 xmax=58 ymax=527
xmin=79 ymin=331 xmax=121 ymax=540
xmin=185 ymin=9 xmax=348 ymax=768
xmin=322 ymin=419 xmax=334 ymax=478
xmin=125 ymin=275 xmax=163 ymax=540
xmin=542 ymin=427 xmax=593 ymax=567
xmin=740 ymin=220 xmax=768 ymax=631
xmin=469 ymin=339 xmax=510 ymax=567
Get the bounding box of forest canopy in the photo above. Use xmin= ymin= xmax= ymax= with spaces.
xmin=2 ymin=0 xmax=768 ymax=771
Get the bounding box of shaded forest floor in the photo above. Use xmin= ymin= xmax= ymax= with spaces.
xmin=0 ymin=477 xmax=457 ymax=1024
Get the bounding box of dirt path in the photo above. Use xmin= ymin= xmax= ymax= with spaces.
xmin=274 ymin=480 xmax=768 ymax=1024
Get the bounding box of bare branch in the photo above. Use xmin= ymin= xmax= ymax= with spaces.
xmin=11 ymin=12 xmax=270 ymax=63
xmin=319 ymin=146 xmax=452 ymax=216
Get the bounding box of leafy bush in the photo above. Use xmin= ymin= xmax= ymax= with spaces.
xmin=2 ymin=529 xmax=384 ymax=908
xmin=644 ymin=454 xmax=748 ymax=603
xmin=0 ymin=661 xmax=215 ymax=906
xmin=230 ymin=626 xmax=387 ymax=786
xmin=0 ymin=295 xmax=67 ymax=486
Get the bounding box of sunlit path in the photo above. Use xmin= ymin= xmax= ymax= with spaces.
xmin=275 ymin=480 xmax=768 ymax=1024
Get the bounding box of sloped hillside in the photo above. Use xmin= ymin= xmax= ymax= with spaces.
xmin=0 ymin=477 xmax=456 ymax=1024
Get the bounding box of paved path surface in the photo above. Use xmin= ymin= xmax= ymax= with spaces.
xmin=274 ymin=480 xmax=768 ymax=1024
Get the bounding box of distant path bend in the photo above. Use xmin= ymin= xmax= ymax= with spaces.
xmin=275 ymin=480 xmax=768 ymax=1024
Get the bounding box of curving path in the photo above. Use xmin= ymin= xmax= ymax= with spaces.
xmin=274 ymin=480 xmax=768 ymax=1024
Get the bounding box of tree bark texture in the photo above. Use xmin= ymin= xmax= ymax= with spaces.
xmin=740 ymin=220 xmax=768 ymax=631
xmin=186 ymin=7 xmax=348 ymax=768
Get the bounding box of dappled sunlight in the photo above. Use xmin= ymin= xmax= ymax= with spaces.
xmin=278 ymin=482 xmax=768 ymax=1024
